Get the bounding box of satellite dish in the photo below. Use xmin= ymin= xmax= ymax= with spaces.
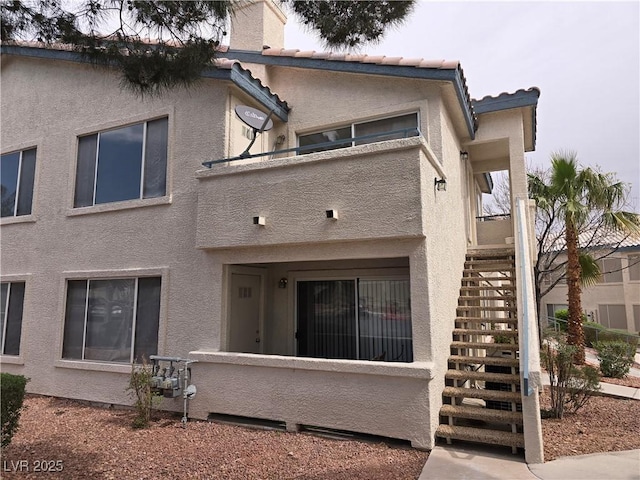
xmin=235 ymin=105 xmax=274 ymax=132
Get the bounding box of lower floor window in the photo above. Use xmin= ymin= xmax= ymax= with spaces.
xmin=1 ymin=282 xmax=25 ymax=355
xmin=62 ymin=277 xmax=161 ymax=363
xmin=297 ymin=278 xmax=412 ymax=362
xmin=598 ymin=304 xmax=627 ymax=330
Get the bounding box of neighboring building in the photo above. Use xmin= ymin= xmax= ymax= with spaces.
xmin=1 ymin=0 xmax=543 ymax=461
xmin=542 ymin=231 xmax=640 ymax=333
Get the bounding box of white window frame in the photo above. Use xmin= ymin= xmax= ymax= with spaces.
xmin=1 ymin=147 xmax=36 ymax=219
xmin=74 ymin=116 xmax=168 ymax=208
xmin=59 ymin=269 xmax=167 ymax=367
xmin=297 ymin=111 xmax=420 ymax=154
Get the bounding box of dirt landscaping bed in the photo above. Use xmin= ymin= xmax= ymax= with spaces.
xmin=540 ymin=387 xmax=640 ymax=461
xmin=3 ymin=387 xmax=639 ymax=478
xmin=1 ymin=395 xmax=428 ymax=480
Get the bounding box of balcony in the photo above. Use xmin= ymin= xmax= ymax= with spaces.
xmin=196 ymin=135 xmax=438 ymax=249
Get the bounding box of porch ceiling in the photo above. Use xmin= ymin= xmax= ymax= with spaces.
xmin=468 ymin=139 xmax=510 ymax=173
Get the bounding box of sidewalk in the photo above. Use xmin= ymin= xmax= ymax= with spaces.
xmin=420 ymin=358 xmax=640 ymax=479
xmin=419 ymin=445 xmax=640 ymax=480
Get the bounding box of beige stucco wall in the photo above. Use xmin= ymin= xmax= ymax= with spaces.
xmin=541 ymin=250 xmax=640 ymax=332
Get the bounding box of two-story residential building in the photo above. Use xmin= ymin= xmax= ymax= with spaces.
xmin=1 ymin=0 xmax=544 ymax=462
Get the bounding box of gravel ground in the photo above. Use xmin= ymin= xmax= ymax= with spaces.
xmin=1 ymin=396 xmax=427 ymax=480
xmin=540 ymin=387 xmax=640 ymax=461
xmin=3 ymin=377 xmax=638 ymax=479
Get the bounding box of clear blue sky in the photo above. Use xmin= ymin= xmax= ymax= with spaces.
xmin=284 ymin=1 xmax=640 ymax=211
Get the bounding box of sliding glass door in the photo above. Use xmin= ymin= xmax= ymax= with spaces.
xmin=297 ymin=278 xmax=412 ymax=362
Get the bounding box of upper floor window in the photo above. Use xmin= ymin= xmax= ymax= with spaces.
xmin=598 ymin=258 xmax=623 ymax=283
xmin=298 ymin=113 xmax=419 ymax=154
xmin=62 ymin=277 xmax=161 ymax=363
xmin=74 ymin=118 xmax=168 ymax=208
xmin=1 ymin=148 xmax=36 ymax=218
xmin=1 ymin=282 xmax=25 ymax=356
xmin=629 ymin=254 xmax=640 ymax=281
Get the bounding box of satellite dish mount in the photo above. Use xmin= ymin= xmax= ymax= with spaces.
xmin=235 ymin=105 xmax=275 ymax=158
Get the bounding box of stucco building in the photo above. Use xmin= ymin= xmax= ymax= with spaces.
xmin=542 ymin=232 xmax=640 ymax=333
xmin=1 ymin=0 xmax=544 ymax=462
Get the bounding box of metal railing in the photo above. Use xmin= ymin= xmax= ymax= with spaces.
xmin=515 ymin=197 xmax=537 ymax=396
xmin=202 ymin=127 xmax=421 ymax=168
xmin=476 ymin=213 xmax=511 ymax=222
xmin=545 ymin=316 xmax=640 ymax=346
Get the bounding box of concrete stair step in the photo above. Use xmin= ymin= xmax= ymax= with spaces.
xmin=458 ymin=295 xmax=516 ymax=302
xmin=455 ymin=317 xmax=518 ymax=325
xmin=457 ymin=305 xmax=517 ymax=312
xmin=436 ymin=425 xmax=524 ymax=448
xmin=443 ymin=386 xmax=521 ymax=403
xmin=453 ymin=328 xmax=518 ymax=337
xmin=440 ymin=404 xmax=523 ymax=424
xmin=466 ymin=248 xmax=515 ymax=258
xmin=465 ymin=260 xmax=515 ymax=268
xmin=460 ymin=285 xmax=516 ymax=292
xmin=463 ymin=267 xmax=516 ymax=274
xmin=445 ymin=369 xmax=521 ymax=384
xmin=449 ymin=355 xmax=519 ymax=368
xmin=451 ymin=341 xmax=519 ymax=351
xmin=461 ymin=276 xmax=515 ymax=283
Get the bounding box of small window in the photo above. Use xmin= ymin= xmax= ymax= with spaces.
xmin=1 ymin=148 xmax=36 ymax=218
xmin=598 ymin=258 xmax=623 ymax=283
xmin=628 ymin=255 xmax=640 ymax=281
xmin=298 ymin=113 xmax=419 ymax=155
xmin=1 ymin=282 xmax=25 ymax=355
xmin=62 ymin=277 xmax=161 ymax=363
xmin=74 ymin=118 xmax=168 ymax=207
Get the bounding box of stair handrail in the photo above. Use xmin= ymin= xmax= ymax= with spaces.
xmin=514 ymin=196 xmax=540 ymax=396
xmin=514 ymin=195 xmax=545 ymax=464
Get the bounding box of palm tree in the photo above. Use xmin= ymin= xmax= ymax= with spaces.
xmin=528 ymin=151 xmax=640 ymax=363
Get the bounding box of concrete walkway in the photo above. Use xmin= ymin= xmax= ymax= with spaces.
xmin=419 ymin=445 xmax=640 ymax=480
xmin=420 ymin=363 xmax=640 ymax=479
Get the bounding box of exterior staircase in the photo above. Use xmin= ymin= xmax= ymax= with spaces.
xmin=436 ymin=247 xmax=524 ymax=452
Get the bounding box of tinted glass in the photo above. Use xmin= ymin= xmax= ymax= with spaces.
xmin=358 ymin=279 xmax=412 ymax=362
xmin=354 ymin=113 xmax=418 ymax=145
xmin=74 ymin=135 xmax=98 ymax=207
xmin=95 ymin=124 xmax=143 ymax=204
xmin=143 ymin=118 xmax=168 ymax=199
xmin=297 ymin=280 xmax=356 ymax=359
xmin=16 ymin=149 xmax=36 ymax=216
xmin=4 ymin=282 xmax=25 ymax=355
xmin=62 ymin=280 xmax=88 ymax=360
xmin=134 ymin=277 xmax=162 ymax=362
xmin=0 ymin=283 xmax=7 ymax=351
xmin=85 ymin=279 xmax=135 ymax=362
xmin=299 ymin=127 xmax=352 ymax=154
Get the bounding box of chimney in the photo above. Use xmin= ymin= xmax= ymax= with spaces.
xmin=229 ymin=0 xmax=287 ymax=51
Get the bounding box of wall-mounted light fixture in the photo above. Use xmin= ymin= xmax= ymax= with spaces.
xmin=278 ymin=278 xmax=288 ymax=289
xmin=326 ymin=209 xmax=339 ymax=220
xmin=434 ymin=177 xmax=447 ymax=191
xmin=460 ymin=151 xmax=469 ymax=161
xmin=253 ymin=216 xmax=266 ymax=226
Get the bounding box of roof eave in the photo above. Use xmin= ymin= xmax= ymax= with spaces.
xmin=219 ymin=49 xmax=477 ymax=140
xmin=1 ymin=44 xmax=289 ymax=122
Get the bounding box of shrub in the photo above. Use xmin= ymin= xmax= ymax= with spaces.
xmin=594 ymin=341 xmax=636 ymax=378
xmin=1 ymin=373 xmax=29 ymax=447
xmin=584 ymin=324 xmax=639 ymax=348
xmin=541 ymin=332 xmax=600 ymax=419
xmin=127 ymin=359 xmax=162 ymax=429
